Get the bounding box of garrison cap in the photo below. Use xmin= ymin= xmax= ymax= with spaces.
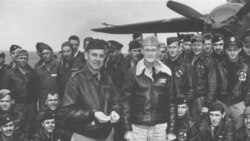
xmin=0 ymin=89 xmax=11 ymax=99
xmin=203 ymin=33 xmax=213 ymax=40
xmin=41 ymin=43 xmax=53 ymax=52
xmin=86 ymin=39 xmax=107 ymax=51
xmin=41 ymin=111 xmax=56 ymax=122
xmin=212 ymin=33 xmax=224 ymax=43
xmin=9 ymin=45 xmax=21 ymax=53
xmin=225 ymin=36 xmax=243 ymax=48
xmin=108 ymin=40 xmax=123 ymax=50
xmin=129 ymin=40 xmax=141 ymax=51
xmin=243 ymin=106 xmax=250 ymax=116
xmin=191 ymin=35 xmax=204 ymax=43
xmin=0 ymin=52 xmax=5 ymax=58
xmin=0 ymin=114 xmax=14 ymax=126
xmin=16 ymin=49 xmax=28 ymax=57
xmin=142 ymin=36 xmax=159 ymax=46
xmin=167 ymin=37 xmax=179 ymax=46
xmin=177 ymin=97 xmax=187 ymax=105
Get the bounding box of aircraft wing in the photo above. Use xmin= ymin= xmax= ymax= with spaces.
xmin=91 ymin=17 xmax=204 ymax=34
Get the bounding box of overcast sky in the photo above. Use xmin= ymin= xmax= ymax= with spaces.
xmin=0 ymin=0 xmax=226 ymax=52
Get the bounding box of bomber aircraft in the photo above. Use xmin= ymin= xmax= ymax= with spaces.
xmin=92 ymin=0 xmax=250 ymax=38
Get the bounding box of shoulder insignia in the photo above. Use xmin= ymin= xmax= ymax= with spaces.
xmin=178 ymin=132 xmax=187 ymax=141
xmin=175 ymin=69 xmax=183 ymax=78
xmin=239 ymin=71 xmax=247 ymax=81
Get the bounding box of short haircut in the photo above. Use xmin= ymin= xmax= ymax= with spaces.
xmin=209 ymin=101 xmax=224 ymax=114
xmin=203 ymin=33 xmax=213 ymax=40
xmin=68 ymin=35 xmax=80 ymax=43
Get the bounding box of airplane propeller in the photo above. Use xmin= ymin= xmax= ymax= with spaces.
xmin=166 ymin=1 xmax=205 ymax=22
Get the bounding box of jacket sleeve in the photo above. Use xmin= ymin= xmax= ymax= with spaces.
xmin=204 ymin=58 xmax=217 ymax=107
xmin=167 ymin=76 xmax=177 ymax=135
xmin=223 ymin=120 xmax=235 ymax=141
xmin=228 ymin=63 xmax=248 ymax=105
xmin=121 ymin=70 xmax=135 ymax=132
xmin=0 ymin=69 xmax=12 ymax=89
xmin=184 ymin=62 xmax=194 ymax=102
xmin=59 ymin=76 xmax=95 ymax=129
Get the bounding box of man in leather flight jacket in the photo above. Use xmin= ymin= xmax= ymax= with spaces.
xmin=60 ymin=39 xmax=120 ymax=141
xmin=165 ymin=37 xmax=193 ymax=101
xmin=189 ymin=35 xmax=217 ymax=121
xmin=122 ymin=36 xmax=177 ymax=141
xmin=216 ymin=36 xmax=249 ymax=129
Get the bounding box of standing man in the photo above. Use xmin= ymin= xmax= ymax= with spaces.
xmin=121 ymin=40 xmax=142 ymax=77
xmin=181 ymin=34 xmax=193 ymax=60
xmin=212 ymin=33 xmax=226 ymax=62
xmin=1 ymin=49 xmax=38 ymax=140
xmin=7 ymin=44 xmax=21 ymax=70
xmin=122 ymin=36 xmax=177 ymax=141
xmin=189 ymin=35 xmax=217 ymax=121
xmin=188 ymin=102 xmax=235 ymax=141
xmin=217 ymin=36 xmax=248 ymax=129
xmin=132 ymin=32 xmax=143 ymax=45
xmin=165 ymin=37 xmax=193 ymax=100
xmin=57 ymin=41 xmax=74 ymax=96
xmin=68 ymin=35 xmax=85 ymax=72
xmin=241 ymin=32 xmax=250 ymax=106
xmin=34 ymin=42 xmax=45 ymax=69
xmin=158 ymin=43 xmax=167 ymax=64
xmin=105 ymin=40 xmax=124 ymax=90
xmin=35 ymin=44 xmax=59 ymax=111
xmin=60 ymin=39 xmax=120 ymax=141
xmin=0 ymin=53 xmax=7 ymax=87
xmin=203 ymin=33 xmax=213 ymax=56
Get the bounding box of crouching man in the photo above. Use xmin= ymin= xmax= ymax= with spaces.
xmin=122 ymin=36 xmax=177 ymax=141
xmin=0 ymin=113 xmax=27 ymax=141
xmin=188 ymin=101 xmax=235 ymax=141
xmin=235 ymin=106 xmax=250 ymax=140
xmin=34 ymin=111 xmax=69 ymax=141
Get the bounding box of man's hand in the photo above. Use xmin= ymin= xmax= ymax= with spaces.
xmin=109 ymin=111 xmax=120 ymax=123
xmin=124 ymin=131 xmax=132 ymax=141
xmin=166 ymin=133 xmax=176 ymax=141
xmin=201 ymin=107 xmax=209 ymax=114
xmin=94 ymin=111 xmax=111 ymax=123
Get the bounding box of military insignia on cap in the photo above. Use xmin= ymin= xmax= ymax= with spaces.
xmin=230 ymin=37 xmax=235 ymax=42
xmin=6 ymin=117 xmax=9 ymax=121
xmin=178 ymin=132 xmax=187 ymax=141
xmin=175 ymin=70 xmax=183 ymax=78
xmin=239 ymin=72 xmax=247 ymax=81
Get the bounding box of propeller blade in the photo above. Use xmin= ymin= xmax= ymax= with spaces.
xmin=236 ymin=0 xmax=250 ymax=19
xmin=167 ymin=0 xmax=204 ymax=21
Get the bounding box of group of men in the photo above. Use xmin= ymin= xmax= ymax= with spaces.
xmin=1 ymin=31 xmax=250 ymax=141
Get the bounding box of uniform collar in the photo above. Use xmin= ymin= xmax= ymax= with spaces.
xmin=136 ymin=59 xmax=172 ymax=76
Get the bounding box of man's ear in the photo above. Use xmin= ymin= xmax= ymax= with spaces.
xmin=11 ymin=99 xmax=14 ymax=105
xmin=238 ymin=48 xmax=242 ymax=53
xmin=222 ymin=112 xmax=226 ymax=118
